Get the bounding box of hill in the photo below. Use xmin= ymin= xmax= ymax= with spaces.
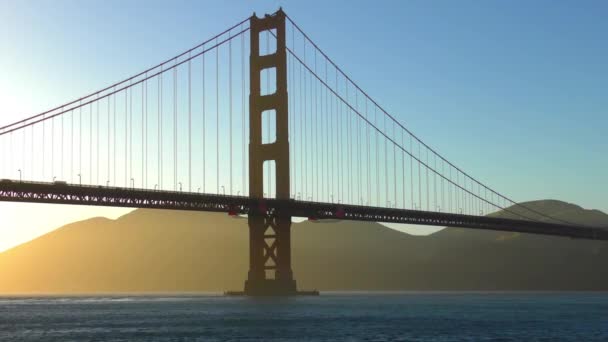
xmin=0 ymin=200 xmax=606 ymax=293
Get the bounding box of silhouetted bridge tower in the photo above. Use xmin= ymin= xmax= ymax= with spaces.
xmin=244 ymin=10 xmax=298 ymax=295
xmin=0 ymin=9 xmax=606 ymax=296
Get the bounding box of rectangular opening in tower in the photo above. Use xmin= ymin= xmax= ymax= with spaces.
xmin=259 ymin=29 xmax=277 ymax=56
xmin=263 ymin=160 xmax=276 ymax=198
xmin=261 ymin=109 xmax=277 ymax=144
xmin=260 ymin=67 xmax=277 ymax=96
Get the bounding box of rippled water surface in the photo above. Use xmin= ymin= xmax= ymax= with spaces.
xmin=0 ymin=292 xmax=607 ymax=341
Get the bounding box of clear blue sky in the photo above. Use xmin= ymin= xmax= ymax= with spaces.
xmin=0 ymin=0 xmax=606 ymax=250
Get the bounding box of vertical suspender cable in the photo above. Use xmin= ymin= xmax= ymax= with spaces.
xmin=173 ymin=60 xmax=177 ymax=191
xmin=466 ymin=178 xmax=469 ymax=214
xmin=328 ymin=58 xmax=332 ymax=202
xmin=202 ymin=51 xmax=206 ymax=192
xmin=471 ymin=179 xmax=474 ymax=215
xmin=1 ymin=134 xmax=4 ymax=177
xmin=296 ymin=39 xmax=306 ymax=196
xmin=434 ymin=154 xmax=437 ymax=210
xmin=319 ymin=51 xmax=324 ymax=201
xmin=51 ymin=115 xmax=54 ymax=179
xmin=97 ymin=100 xmax=100 ymax=184
xmin=327 ymin=59 xmax=333 ymax=202
xmin=241 ymin=26 xmax=246 ymax=196
xmin=113 ymin=88 xmax=116 ymax=185
xmin=22 ymin=122 xmax=25 ymax=178
xmin=108 ymin=96 xmax=111 ymax=184
xmin=441 ymin=160 xmax=445 ymax=211
xmin=426 ymin=148 xmax=429 ymax=211
xmin=42 ymin=114 xmax=45 ymax=180
xmin=125 ymin=87 xmax=128 ymax=187
xmin=188 ymin=53 xmax=192 ymax=192
xmin=216 ymin=38 xmax=220 ymax=195
xmin=384 ymin=109 xmax=388 ymax=206
xmin=409 ymin=134 xmax=413 ymax=209
xmin=346 ymin=80 xmax=351 ymax=204
xmin=393 ymin=121 xmax=396 ymax=207
xmin=462 ymin=179 xmax=471 ymax=214
xmin=159 ymin=68 xmax=163 ymax=189
xmin=90 ymin=101 xmax=93 ymax=184
xmin=456 ymin=171 xmax=460 ymax=212
xmin=61 ymin=108 xmax=64 ymax=180
xmin=71 ymin=108 xmax=73 ymax=182
xmin=366 ymin=99 xmax=370 ymax=205
xmin=145 ymin=74 xmax=148 ymax=188
xmin=314 ymin=49 xmax=318 ymax=201
xmin=288 ymin=46 xmax=292 ymax=197
xmin=228 ymin=33 xmax=233 ymax=195
xmin=130 ymin=86 xmax=133 ymax=186
xmin=31 ymin=122 xmax=34 ymax=180
xmin=375 ymin=106 xmax=379 ymax=206
xmin=289 ymin=28 xmax=294 ymax=197
xmin=354 ymin=91 xmax=359 ymax=203
xmin=79 ymin=102 xmax=82 ymax=181
xmin=448 ymin=167 xmax=452 ymax=213
xmin=142 ymin=75 xmax=146 ymax=188
xmin=461 ymin=174 xmax=469 ymax=214
xmin=323 ymin=56 xmax=328 ymax=202
xmin=229 ymin=32 xmax=232 ymax=195
xmin=401 ymin=130 xmax=405 ymax=208
xmin=417 ymin=140 xmax=421 ymax=210
xmin=9 ymin=132 xmax=12 ymax=178
xmin=335 ymin=69 xmax=339 ymax=202
xmin=307 ymin=40 xmax=312 ymax=200
xmin=303 ymin=38 xmax=307 ymax=199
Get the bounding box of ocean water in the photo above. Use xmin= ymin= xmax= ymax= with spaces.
xmin=0 ymin=292 xmax=607 ymax=341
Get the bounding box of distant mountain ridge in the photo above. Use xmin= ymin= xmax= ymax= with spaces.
xmin=490 ymin=199 xmax=608 ymax=227
xmin=0 ymin=199 xmax=606 ymax=294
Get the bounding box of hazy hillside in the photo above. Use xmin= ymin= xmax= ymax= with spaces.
xmin=0 ymin=200 xmax=606 ymax=294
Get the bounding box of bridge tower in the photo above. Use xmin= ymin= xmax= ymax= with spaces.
xmin=241 ymin=9 xmax=305 ymax=296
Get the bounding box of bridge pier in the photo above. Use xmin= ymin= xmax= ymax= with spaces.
xmin=227 ymin=9 xmax=316 ymax=296
xmin=243 ymin=212 xmax=297 ymax=295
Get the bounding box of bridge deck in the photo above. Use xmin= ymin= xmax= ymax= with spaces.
xmin=0 ymin=180 xmax=606 ymax=240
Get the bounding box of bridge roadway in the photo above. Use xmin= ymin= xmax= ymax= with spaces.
xmin=0 ymin=180 xmax=606 ymax=240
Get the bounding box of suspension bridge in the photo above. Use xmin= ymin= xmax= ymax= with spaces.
xmin=0 ymin=9 xmax=606 ymax=295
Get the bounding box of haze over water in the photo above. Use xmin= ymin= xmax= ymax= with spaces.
xmin=1 ymin=292 xmax=607 ymax=341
